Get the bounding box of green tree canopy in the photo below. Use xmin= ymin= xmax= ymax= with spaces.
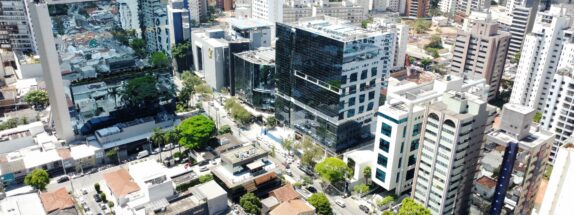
xmin=314 ymin=157 xmax=351 ymax=183
xmin=398 ymin=198 xmax=432 ymax=215
xmin=421 ymin=58 xmax=433 ymax=68
xmin=24 ymin=90 xmax=49 ymax=109
xmin=199 ymin=174 xmax=213 ymax=183
xmin=177 ymin=115 xmax=215 ymax=150
xmin=130 ymin=38 xmax=146 ymax=58
xmin=353 ymin=183 xmax=369 ymax=194
xmin=24 ymin=168 xmax=50 ymax=191
xmin=265 ymin=116 xmax=278 ymax=128
xmin=239 ymin=192 xmax=261 ymax=214
xmin=171 ymin=42 xmax=190 ymax=59
xmin=413 ymin=19 xmax=431 ymax=34
xmin=378 ymin=195 xmax=395 ymax=207
xmin=363 ymin=166 xmax=371 ymax=184
xmin=217 ymin=125 xmax=232 ymax=135
xmin=151 ymin=51 xmax=170 ymax=67
xmin=307 ymin=193 xmax=333 ymax=215
xmin=533 ymin=112 xmax=542 ymax=123
xmin=121 ymin=75 xmax=159 ymax=109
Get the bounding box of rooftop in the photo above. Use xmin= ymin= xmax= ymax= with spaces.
xmin=0 ymin=192 xmax=46 ymax=215
xmin=288 ymin=15 xmax=383 ymax=42
xmin=191 ymin=180 xmax=227 ymax=200
xmin=228 ymin=18 xmax=273 ymax=30
xmin=103 ymin=168 xmax=140 ymax=197
xmin=221 ymin=145 xmax=268 ymax=165
xmin=235 ymin=48 xmax=275 ymax=65
xmin=504 ymin=103 xmax=534 ymax=115
xmin=39 ymin=188 xmax=75 ymax=213
xmin=475 ymin=176 xmax=497 ymax=189
xmin=269 ymin=184 xmax=300 ymax=202
xmin=269 ymin=199 xmax=315 ymax=215
xmin=129 ymin=160 xmax=168 ymax=182
xmin=488 ymin=126 xmax=554 ymax=150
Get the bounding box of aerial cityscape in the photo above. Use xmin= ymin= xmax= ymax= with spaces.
xmin=0 ymin=0 xmax=573 ymax=214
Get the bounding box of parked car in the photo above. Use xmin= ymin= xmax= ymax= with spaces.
xmin=136 ymin=150 xmax=149 ymax=159
xmin=163 ymin=143 xmax=174 ymax=151
xmin=198 ymin=160 xmax=209 ymax=166
xmin=57 ymin=176 xmax=69 ymax=183
xmin=199 ymin=166 xmax=209 ymax=172
xmin=298 ymin=165 xmax=315 ymax=177
xmin=335 ymin=198 xmax=346 ymax=208
xmin=81 ymin=188 xmax=88 ymax=195
xmin=306 ymin=186 xmax=317 ymax=193
xmin=93 ymin=194 xmax=102 ymax=202
xmin=359 ymin=205 xmax=370 ymax=213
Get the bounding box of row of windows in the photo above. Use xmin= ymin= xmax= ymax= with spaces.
xmin=377 ymin=112 xmax=408 ymax=124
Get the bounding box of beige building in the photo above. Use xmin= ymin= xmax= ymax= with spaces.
xmin=451 ymin=21 xmax=510 ymax=101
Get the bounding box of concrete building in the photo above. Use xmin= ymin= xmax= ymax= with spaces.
xmin=118 ymin=0 xmax=142 ymax=37
xmin=275 ymin=16 xmax=395 ymax=153
xmin=451 ymin=21 xmax=511 ymax=101
xmin=411 ymin=91 xmax=496 ymax=215
xmin=0 ymin=192 xmax=46 ymax=215
xmin=191 ymin=29 xmax=230 ymax=90
xmin=369 ymin=17 xmax=409 ymax=71
xmin=510 ymin=5 xmax=574 ymax=112
xmin=163 ymin=180 xmax=228 ymax=215
xmin=252 ymin=0 xmax=284 ymax=24
xmin=190 ymin=0 xmax=208 ymax=23
xmin=142 ymin=0 xmax=170 ymax=53
xmin=372 ymin=75 xmax=490 ymax=196
xmin=233 ymin=48 xmax=276 ymax=110
xmin=344 ymin=149 xmax=372 ymax=190
xmin=541 ymin=66 xmax=574 ymax=162
xmin=438 ymin=0 xmax=457 ymax=16
xmin=453 ymin=0 xmax=490 ymax=23
xmin=538 ymin=141 xmax=574 ymax=215
xmin=167 ymin=0 xmax=192 ymax=46
xmin=0 ymin=0 xmax=36 ymax=53
xmin=252 ymin=0 xmax=368 ymax=25
xmin=462 ymin=11 xmax=491 ymax=32
xmin=406 ymin=0 xmax=430 ymax=18
xmin=473 ymin=104 xmax=552 ymax=215
xmin=226 ymin=18 xmax=273 ymax=50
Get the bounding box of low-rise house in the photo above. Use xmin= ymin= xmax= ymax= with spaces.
xmin=0 ymin=192 xmax=46 ymax=215
xmin=162 ymin=180 xmax=228 ymax=215
xmin=269 ymin=199 xmax=315 ymax=215
xmin=39 ymin=187 xmax=78 ymax=215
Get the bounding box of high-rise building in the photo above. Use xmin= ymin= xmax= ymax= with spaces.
xmin=438 ymin=0 xmax=457 ymax=16
xmin=275 ymin=16 xmax=394 ymax=153
xmin=411 ymin=91 xmax=496 ymax=215
xmin=252 ymin=0 xmax=284 ymax=23
xmin=167 ymin=0 xmax=192 ymax=46
xmin=405 ymin=0 xmax=430 ymax=17
xmin=451 ymin=21 xmax=511 ymax=101
xmin=510 ymin=5 xmax=574 ymax=112
xmin=538 ymin=140 xmax=574 ymax=215
xmin=541 ymin=66 xmax=574 ymax=162
xmin=473 ymin=104 xmax=552 ymax=215
xmin=141 ymin=0 xmax=170 ymax=53
xmin=30 ymin=1 xmax=176 ymax=145
xmin=282 ymin=0 xmax=368 ymax=24
xmin=190 ymin=0 xmax=208 ymax=23
xmin=0 ymin=0 xmax=36 ymax=53
xmin=500 ymin=0 xmax=540 ymax=58
xmin=453 ymin=0 xmax=490 ymax=23
xmin=233 ymin=48 xmax=276 ymax=111
xmin=366 ymin=17 xmax=408 ymax=71
xmin=372 ymin=75 xmax=490 ymax=196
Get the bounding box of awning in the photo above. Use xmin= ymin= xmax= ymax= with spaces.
xmin=247 ymin=160 xmax=265 ymax=170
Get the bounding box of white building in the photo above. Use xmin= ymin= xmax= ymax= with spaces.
xmin=0 ymin=0 xmax=36 ymax=53
xmin=0 ymin=192 xmax=46 ymax=215
xmin=343 ymin=148 xmax=372 ymax=189
xmin=190 ymin=0 xmax=208 ymax=23
xmin=252 ymin=0 xmax=284 ymax=23
xmin=510 ymin=5 xmax=574 ymax=112
xmin=438 ymin=0 xmax=456 ymax=16
xmin=227 ymin=18 xmax=273 ymax=49
xmin=372 ymin=75 xmax=489 ymax=196
xmin=411 ymin=90 xmax=496 ymax=214
xmin=369 ymin=17 xmax=409 ymax=71
xmin=541 ymin=67 xmax=574 ymax=162
xmin=538 ymin=141 xmax=574 ymax=215
xmin=118 ymin=0 xmax=142 ymax=37
xmin=191 ymin=29 xmax=230 ymax=90
xmin=462 ymin=11 xmax=491 ymax=31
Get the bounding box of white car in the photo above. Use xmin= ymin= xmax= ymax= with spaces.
xmin=335 ymin=199 xmax=346 ymax=208
xmin=199 ymin=166 xmax=209 ymax=172
xmin=164 ymin=143 xmax=174 ymax=151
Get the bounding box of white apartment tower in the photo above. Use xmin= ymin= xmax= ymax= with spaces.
xmin=369 ymin=18 xmax=409 ymax=71
xmin=372 ymin=75 xmax=490 ymax=196
xmin=411 ymin=91 xmax=495 ymax=215
xmin=190 ymin=0 xmax=208 ymax=23
xmin=510 ymin=5 xmax=574 ymax=112
xmin=451 ymin=21 xmax=511 ymax=101
xmin=0 ymin=0 xmax=36 ymax=53
xmin=503 ymin=0 xmax=540 ymax=58
xmin=541 ymin=67 xmax=574 ymax=162
xmin=538 ymin=141 xmax=574 ymax=215
xmin=252 ymin=0 xmax=284 ymax=23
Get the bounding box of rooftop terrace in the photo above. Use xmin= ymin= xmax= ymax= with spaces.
xmin=289 ymin=16 xmax=382 ymax=42
xmin=235 ymin=48 xmax=275 ymax=65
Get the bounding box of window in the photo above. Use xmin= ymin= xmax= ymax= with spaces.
xmin=369 ymin=91 xmax=375 ymax=100
xmin=381 ymin=123 xmax=392 ymax=137
xmin=378 ymin=113 xmax=407 ymax=124
xmin=396 ymin=173 xmax=400 ymax=183
xmin=410 ymin=139 xmax=420 ymax=151
xmin=413 ymin=123 xmax=422 ymax=136
xmin=347 ymin=109 xmax=355 ymax=118
xmin=349 ymin=86 xmax=356 ymax=95
xmin=348 ymin=97 xmax=356 ymax=106
xmin=359 ymin=94 xmax=365 ymax=103
xmin=361 ymin=70 xmax=368 ymax=80
xmin=406 ymin=169 xmax=415 ymax=180
xmin=350 ymin=73 xmax=357 ymax=82
xmin=341 ymin=75 xmax=347 ymax=85
xmin=379 ymin=138 xmax=390 ymax=152
xmin=376 ymin=168 xmax=386 ymax=182
xmin=371 ymin=67 xmax=377 ymax=77
xmin=408 ymin=155 xmax=416 ymax=166
xmin=398 ymin=158 xmax=402 ymax=168
xmin=378 ymin=153 xmax=388 ymax=167
xmin=359 ymin=106 xmax=364 ymax=113
xmin=367 ymin=102 xmax=374 ymax=111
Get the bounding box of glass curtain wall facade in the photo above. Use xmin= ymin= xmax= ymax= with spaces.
xmin=233 ymin=48 xmax=276 ymax=110
xmin=275 ymin=20 xmax=393 ymax=152
xmin=41 ymin=1 xmax=175 ymax=136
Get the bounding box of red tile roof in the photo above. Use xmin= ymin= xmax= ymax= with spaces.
xmin=269 ymin=184 xmax=300 ymax=202
xmin=270 ymin=200 xmax=315 ymax=215
xmin=39 ymin=188 xmax=75 ymax=213
xmin=103 ymin=169 xmax=140 ymax=197
xmin=475 ymin=176 xmax=497 ymax=189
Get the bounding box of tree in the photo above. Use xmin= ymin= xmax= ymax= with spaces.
xmin=199 ymin=174 xmax=213 ymax=183
xmin=378 ymin=195 xmax=395 ymax=208
xmin=314 ymin=157 xmax=352 ymax=183
xmin=420 ymin=58 xmax=433 ymax=68
xmin=24 ymin=90 xmax=49 ymax=109
xmin=129 ymin=38 xmax=146 ymax=58
xmin=100 ymin=193 xmax=107 ymax=203
xmin=513 ymin=50 xmax=521 ymax=63
xmin=265 ymin=116 xmax=278 ymax=128
xmin=239 ymin=192 xmax=261 ymax=214
xmin=307 ymin=193 xmax=333 ymax=215
xmin=24 ymin=168 xmax=49 ymax=191
xmin=94 ymin=183 xmax=101 ymax=193
xmin=282 ymin=138 xmax=294 ymax=154
xmin=353 ymin=183 xmax=369 ymax=195
xmin=533 ymin=112 xmax=542 ymax=123
xmin=151 ymin=51 xmax=170 ymax=67
xmin=194 ymin=83 xmax=213 ymax=99
xmin=150 ymin=128 xmax=165 ymax=162
xmin=413 ymin=18 xmax=431 ymax=34
xmin=218 ymin=125 xmax=232 ymax=135
xmin=172 ymin=41 xmax=190 ymax=71
xmin=177 ymin=115 xmax=215 ymax=150
xmin=121 ymin=75 xmax=159 ymax=109
xmin=363 ymin=166 xmax=371 ymax=184
xmin=105 ymin=147 xmax=119 ymax=164
xmin=398 ymin=198 xmax=432 ymax=215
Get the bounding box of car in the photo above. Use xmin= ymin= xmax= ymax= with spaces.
xmin=285 ymin=169 xmax=292 ymax=176
xmin=93 ymin=194 xmax=102 ymax=202
xmin=136 ymin=150 xmax=149 ymax=159
xmin=199 ymin=166 xmax=209 ymax=172
xmin=100 ymin=203 xmax=107 ymax=210
xmin=164 ymin=143 xmax=174 ymax=151
xmin=306 ymin=186 xmax=317 ymax=193
xmin=81 ymin=188 xmax=88 ymax=195
xmin=153 ymin=148 xmax=161 ymax=154
xmin=359 ymin=205 xmax=370 ymax=213
xmin=57 ymin=176 xmax=69 ymax=183
xmin=335 ymin=198 xmax=346 ymax=208
xmin=198 ymin=160 xmax=209 ymax=166
xmin=298 ymin=165 xmax=315 ymax=177
xmin=86 ymin=168 xmax=98 ymax=174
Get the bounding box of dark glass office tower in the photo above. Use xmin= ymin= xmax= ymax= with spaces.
xmin=275 ymin=16 xmax=395 ymax=153
xmin=234 ymin=48 xmax=276 ymax=110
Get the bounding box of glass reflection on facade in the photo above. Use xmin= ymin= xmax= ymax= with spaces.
xmin=233 ymin=48 xmax=276 ymax=110
xmin=41 ymin=0 xmax=175 ymax=135
xmin=275 ymin=17 xmax=395 ymax=152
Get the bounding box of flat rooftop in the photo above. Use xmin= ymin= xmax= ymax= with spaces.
xmin=488 ymin=126 xmax=554 ymax=150
xmin=288 ymin=16 xmax=383 ymax=42
xmin=235 ymin=48 xmax=275 ymax=65
xmin=221 ymin=145 xmax=268 ymax=165
xmin=228 ymin=18 xmax=273 ymax=30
